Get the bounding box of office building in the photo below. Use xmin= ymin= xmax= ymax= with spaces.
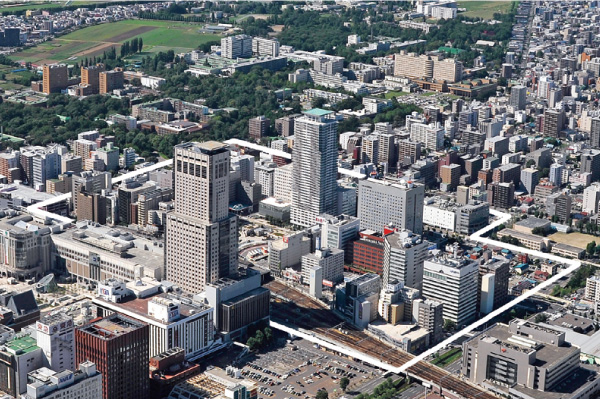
xmin=362 ymin=134 xmax=379 ymax=164
xmin=23 ymin=362 xmax=101 ymax=399
xmin=93 ymin=281 xmax=215 ymax=359
xmin=455 ymin=201 xmax=489 ymax=235
xmin=248 ymin=116 xmax=270 ymax=141
xmin=358 ymin=179 xmax=424 ymax=234
xmin=301 ymin=247 xmax=344 ymax=285
xmin=383 ymin=230 xmax=428 ymax=290
xmin=509 ymin=85 xmax=527 ymax=110
xmin=274 ymin=115 xmax=298 ymax=137
xmin=165 ymin=142 xmax=238 ymax=293
xmin=336 ymin=273 xmax=381 ymax=328
xmin=71 ymin=171 xmax=111 ymax=217
xmin=291 ymin=109 xmax=338 ymax=227
xmin=316 ymin=214 xmax=360 ymax=258
xmin=99 ymin=69 xmax=124 ymax=94
xmin=43 ymin=64 xmax=68 ymax=94
xmin=0 ymin=334 xmax=43 ymax=396
xmin=81 ymin=64 xmax=105 ymax=94
xmin=492 ymin=163 xmax=520 ymax=186
xmin=95 ymin=143 xmax=119 ymax=172
xmin=462 ymin=320 xmax=580 ymax=394
xmin=34 ymin=313 xmax=75 ymax=374
xmin=478 ymin=258 xmax=509 ymax=315
xmin=520 ymin=168 xmax=539 ymax=194
xmin=252 ymin=37 xmax=279 ymax=57
xmin=76 ymin=314 xmax=149 ymax=399
xmin=268 ymin=231 xmax=312 ymax=275
xmin=422 ymin=255 xmax=478 ymax=326
xmin=221 ymin=34 xmax=252 ymax=59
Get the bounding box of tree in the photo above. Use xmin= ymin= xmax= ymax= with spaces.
xmin=316 ymin=390 xmax=328 ymax=399
xmin=443 ymin=319 xmax=456 ymax=331
xmin=587 ymin=241 xmax=597 ymax=257
xmin=247 ymin=337 xmax=258 ymax=351
xmin=340 ymin=377 xmax=350 ymax=392
xmin=139 ymin=37 xmax=143 ymax=52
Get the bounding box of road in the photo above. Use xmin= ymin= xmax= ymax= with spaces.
xmin=399 ymin=384 xmax=425 ymax=399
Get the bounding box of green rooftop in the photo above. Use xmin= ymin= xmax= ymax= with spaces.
xmin=6 ymin=335 xmax=38 ymax=356
xmin=438 ymin=47 xmax=465 ymax=54
xmin=304 ymin=108 xmax=333 ymax=116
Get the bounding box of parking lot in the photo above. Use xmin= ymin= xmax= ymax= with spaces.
xmin=239 ymin=338 xmax=383 ymax=398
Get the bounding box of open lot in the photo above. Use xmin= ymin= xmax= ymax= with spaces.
xmin=10 ymin=20 xmax=220 ymax=65
xmin=238 ymin=338 xmax=383 ymax=398
xmin=548 ymin=231 xmax=595 ymax=250
xmin=458 ymin=1 xmax=515 ymax=19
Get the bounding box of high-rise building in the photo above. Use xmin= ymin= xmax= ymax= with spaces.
xmin=362 ymin=134 xmax=379 ymax=164
xmin=42 ymin=64 xmax=68 ymax=94
xmin=99 ymin=69 xmax=124 ymax=94
xmin=290 ymin=109 xmax=338 ymax=227
xmin=316 ymin=214 xmax=360 ymax=259
xmin=34 ymin=313 xmax=75 ymax=373
xmin=549 ymin=163 xmax=564 ymax=187
xmin=398 ymin=139 xmax=422 ymax=167
xmin=581 ymin=149 xmax=600 ymax=181
xmin=382 ymin=230 xmax=428 ymax=290
xmin=509 ymin=85 xmax=527 ymax=111
xmin=433 ymin=57 xmax=463 ymax=83
xmin=486 ymin=182 xmax=515 ymax=209
xmin=394 ymin=52 xmax=433 ymax=79
xmin=165 ymin=142 xmax=238 ymax=293
xmin=76 ymin=314 xmax=149 ymax=399
xmin=415 ymin=299 xmax=444 ymax=345
xmin=591 ymin=117 xmax=600 ymax=148
xmin=248 ymin=116 xmax=270 ymax=141
xmin=583 ymin=183 xmax=600 ymax=214
xmin=96 ymin=143 xmax=119 ymax=172
xmin=440 ymin=163 xmax=461 ymax=190
xmin=273 ymin=163 xmax=293 ymax=203
xmin=358 ymin=179 xmax=424 ymax=234
xmin=301 ymin=247 xmax=344 ymax=284
xmin=520 ymin=168 xmax=539 ymax=194
xmin=422 ymin=255 xmax=478 ymax=326
xmin=478 ymin=258 xmax=509 ymax=314
xmin=221 ymin=34 xmax=252 ymax=59
xmin=410 ymin=122 xmax=444 ymax=150
xmin=71 ymin=171 xmax=111 ymax=217
xmin=542 ymin=109 xmax=565 ymax=138
xmin=251 ymin=37 xmax=280 ymax=57
xmin=77 ymin=192 xmax=107 ymax=223
xmin=81 ymin=63 xmax=105 ymax=94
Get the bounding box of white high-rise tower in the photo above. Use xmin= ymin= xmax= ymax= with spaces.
xmin=291 ymin=109 xmax=338 ymax=227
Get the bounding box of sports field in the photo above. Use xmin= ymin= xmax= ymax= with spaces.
xmin=459 ymin=1 xmax=515 ymax=19
xmin=548 ymin=232 xmax=595 ymax=250
xmin=10 ymin=20 xmax=220 ymax=65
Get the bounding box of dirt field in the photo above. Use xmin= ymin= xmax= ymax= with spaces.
xmin=548 ymin=231 xmax=596 ymax=249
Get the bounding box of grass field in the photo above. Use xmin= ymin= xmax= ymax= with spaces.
xmin=10 ymin=20 xmax=220 ymax=65
xmin=432 ymin=348 xmax=462 ymax=368
xmin=384 ymin=91 xmax=410 ymax=99
xmin=0 ymin=1 xmax=104 ymax=13
xmin=459 ymin=1 xmax=515 ymax=19
xmin=548 ymin=232 xmax=596 ymax=250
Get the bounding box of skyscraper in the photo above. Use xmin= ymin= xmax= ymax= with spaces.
xmin=76 ymin=314 xmax=149 ymax=399
xmin=509 ymin=85 xmax=527 ymax=110
xmin=35 ymin=313 xmax=75 ymax=373
xmin=591 ymin=117 xmax=600 ymax=148
xmin=291 ymin=109 xmax=338 ymax=227
xmin=165 ymin=142 xmax=238 ymax=293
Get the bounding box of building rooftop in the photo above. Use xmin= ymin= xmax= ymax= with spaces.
xmin=304 ymin=108 xmax=333 ymax=116
xmin=4 ymin=334 xmax=38 ymax=356
xmin=515 ymin=217 xmax=551 ymax=229
xmin=79 ymin=314 xmax=144 ymax=340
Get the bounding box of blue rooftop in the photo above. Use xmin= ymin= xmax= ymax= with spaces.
xmin=304 ymin=108 xmax=333 ymax=116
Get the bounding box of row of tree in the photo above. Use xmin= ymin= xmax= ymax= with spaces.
xmin=120 ymin=37 xmax=144 ymax=58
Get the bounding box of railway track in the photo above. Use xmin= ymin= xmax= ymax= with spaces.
xmin=265 ymin=281 xmax=497 ymax=399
